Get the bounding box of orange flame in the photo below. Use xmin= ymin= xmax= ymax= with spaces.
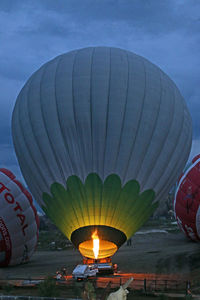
xmin=92 ymin=231 xmax=99 ymax=259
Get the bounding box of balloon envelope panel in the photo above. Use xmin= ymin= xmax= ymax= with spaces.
xmin=174 ymin=155 xmax=200 ymax=241
xmin=12 ymin=47 xmax=192 ymax=258
xmin=0 ymin=169 xmax=39 ymax=266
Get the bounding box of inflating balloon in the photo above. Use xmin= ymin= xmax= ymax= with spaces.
xmin=174 ymin=155 xmax=200 ymax=241
xmin=12 ymin=47 xmax=192 ymax=259
xmin=0 ymin=169 xmax=39 ymax=266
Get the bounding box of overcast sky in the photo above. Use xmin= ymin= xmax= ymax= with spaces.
xmin=0 ymin=0 xmax=200 ymax=183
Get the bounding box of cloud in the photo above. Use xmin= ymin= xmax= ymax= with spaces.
xmin=0 ymin=142 xmax=24 ymax=182
xmin=0 ymin=0 xmax=199 ymax=181
xmin=1 ymin=0 xmax=199 ymax=36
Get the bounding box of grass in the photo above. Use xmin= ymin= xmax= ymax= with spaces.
xmin=0 ymin=285 xmax=190 ymax=300
xmin=38 ymin=276 xmax=60 ymax=297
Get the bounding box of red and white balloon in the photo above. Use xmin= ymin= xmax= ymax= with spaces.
xmin=0 ymin=168 xmax=39 ymax=266
xmin=174 ymin=155 xmax=200 ymax=241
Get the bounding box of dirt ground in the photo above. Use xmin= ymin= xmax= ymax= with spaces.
xmin=1 ymin=227 xmax=200 ymax=281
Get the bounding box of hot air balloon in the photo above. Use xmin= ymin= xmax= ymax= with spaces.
xmin=174 ymin=155 xmax=200 ymax=241
xmin=0 ymin=169 xmax=39 ymax=266
xmin=12 ymin=47 xmax=192 ymax=260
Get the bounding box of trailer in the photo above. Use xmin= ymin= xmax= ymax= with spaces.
xmin=82 ymin=257 xmax=117 ymax=275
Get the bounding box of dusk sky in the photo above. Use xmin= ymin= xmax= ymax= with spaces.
xmin=0 ymin=0 xmax=199 ymax=184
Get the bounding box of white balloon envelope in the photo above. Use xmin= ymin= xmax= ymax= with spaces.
xmin=12 ymin=47 xmax=192 ymax=259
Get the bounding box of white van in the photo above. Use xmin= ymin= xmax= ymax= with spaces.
xmin=72 ymin=264 xmax=97 ymax=280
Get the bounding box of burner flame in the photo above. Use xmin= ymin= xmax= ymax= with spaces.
xmin=92 ymin=231 xmax=99 ymax=259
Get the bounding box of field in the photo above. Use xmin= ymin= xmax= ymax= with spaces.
xmin=1 ymin=219 xmax=200 ymax=298
xmin=2 ymin=219 xmax=200 ymax=279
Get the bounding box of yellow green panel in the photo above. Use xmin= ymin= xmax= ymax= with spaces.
xmin=42 ymin=173 xmax=157 ymax=240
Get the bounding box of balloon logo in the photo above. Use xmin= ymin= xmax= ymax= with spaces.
xmin=12 ymin=47 xmax=192 ymax=259
xmin=0 ymin=169 xmax=39 ymax=266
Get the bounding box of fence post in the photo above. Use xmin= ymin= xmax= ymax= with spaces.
xmin=186 ymin=280 xmax=191 ymax=295
xmin=186 ymin=281 xmax=188 ymax=295
xmin=165 ymin=280 xmax=167 ymax=291
xmin=144 ymin=278 xmax=146 ymax=293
